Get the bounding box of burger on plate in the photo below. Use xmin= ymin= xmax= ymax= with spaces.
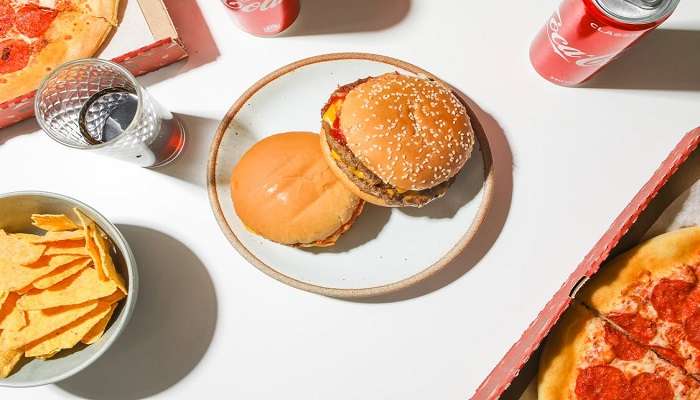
xmin=231 ymin=132 xmax=364 ymax=247
xmin=319 ymin=73 xmax=475 ymax=207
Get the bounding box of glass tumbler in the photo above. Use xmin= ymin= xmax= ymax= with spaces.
xmin=35 ymin=59 xmax=185 ymax=168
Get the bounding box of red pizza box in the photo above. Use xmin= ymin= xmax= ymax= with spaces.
xmin=473 ymin=126 xmax=700 ymax=400
xmin=0 ymin=0 xmax=187 ymax=129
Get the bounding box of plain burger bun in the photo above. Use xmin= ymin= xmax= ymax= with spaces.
xmin=231 ymin=132 xmax=364 ymax=247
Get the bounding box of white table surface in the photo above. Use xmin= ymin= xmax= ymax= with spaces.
xmin=1 ymin=0 xmax=699 ymax=399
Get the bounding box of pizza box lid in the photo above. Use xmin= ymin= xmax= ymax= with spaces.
xmin=0 ymin=0 xmax=189 ymax=129
xmin=473 ymin=126 xmax=700 ymax=400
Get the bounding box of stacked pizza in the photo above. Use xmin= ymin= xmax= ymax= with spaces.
xmin=0 ymin=0 xmax=119 ymax=104
xmin=540 ymin=227 xmax=700 ymax=399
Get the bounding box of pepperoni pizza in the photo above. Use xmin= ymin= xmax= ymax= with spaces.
xmin=540 ymin=227 xmax=700 ymax=399
xmin=0 ymin=0 xmax=119 ymax=104
xmin=539 ymin=304 xmax=700 ymax=399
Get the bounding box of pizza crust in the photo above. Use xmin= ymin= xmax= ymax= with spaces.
xmin=538 ymin=303 xmax=596 ymax=400
xmin=0 ymin=12 xmax=112 ymax=103
xmin=72 ymin=0 xmax=120 ymax=25
xmin=579 ymin=226 xmax=700 ymax=313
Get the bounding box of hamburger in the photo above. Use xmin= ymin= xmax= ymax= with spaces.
xmin=319 ymin=73 xmax=475 ymax=207
xmin=231 ymin=132 xmax=364 ymax=247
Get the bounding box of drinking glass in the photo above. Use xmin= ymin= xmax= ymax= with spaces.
xmin=35 ymin=59 xmax=185 ymax=168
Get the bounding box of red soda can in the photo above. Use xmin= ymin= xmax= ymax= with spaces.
xmin=530 ymin=0 xmax=679 ymax=86
xmin=221 ymin=0 xmax=300 ymax=37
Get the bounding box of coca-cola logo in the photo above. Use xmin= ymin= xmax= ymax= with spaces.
xmin=222 ymin=0 xmax=284 ymax=12
xmin=546 ymin=9 xmax=613 ymax=67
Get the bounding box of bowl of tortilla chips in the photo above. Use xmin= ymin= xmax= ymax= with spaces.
xmin=0 ymin=191 xmax=137 ymax=387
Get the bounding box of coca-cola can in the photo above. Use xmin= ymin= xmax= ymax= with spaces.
xmin=530 ymin=0 xmax=680 ymax=86
xmin=221 ymin=0 xmax=300 ymax=37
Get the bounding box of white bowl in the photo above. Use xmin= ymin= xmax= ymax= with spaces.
xmin=0 ymin=191 xmax=138 ymax=387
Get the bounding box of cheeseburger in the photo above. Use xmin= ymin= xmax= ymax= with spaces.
xmin=231 ymin=132 xmax=364 ymax=247
xmin=320 ymin=73 xmax=475 ymax=207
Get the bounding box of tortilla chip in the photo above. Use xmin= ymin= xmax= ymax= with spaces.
xmin=0 ymin=301 xmax=100 ymax=350
xmin=81 ymin=304 xmax=117 ymax=345
xmin=74 ymin=209 xmax=105 ymax=281
xmin=17 ymin=267 xmax=117 ymax=310
xmin=9 ymin=233 xmax=41 ymax=242
xmin=0 ymin=211 xmax=129 ymax=375
xmin=34 ymin=349 xmax=59 ymax=360
xmin=16 ymin=284 xmax=34 ymax=295
xmin=92 ymin=228 xmax=127 ymax=294
xmin=0 ymin=293 xmax=26 ymax=331
xmin=0 ymin=292 xmax=7 ymax=309
xmin=0 ymin=255 xmax=82 ymax=292
xmin=31 ymin=214 xmax=79 ymax=232
xmin=26 ymin=230 xmax=84 ymax=244
xmin=73 ymin=208 xmax=91 ymax=226
xmin=24 ymin=303 xmax=111 ymax=357
xmin=44 ymin=240 xmax=88 ymax=256
xmin=32 ymin=258 xmax=91 ymax=290
xmin=0 ymin=350 xmax=22 ymax=378
xmin=99 ymin=290 xmax=125 ymax=305
xmin=0 ymin=230 xmax=45 ymax=265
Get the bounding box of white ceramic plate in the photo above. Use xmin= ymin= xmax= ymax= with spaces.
xmin=208 ymin=53 xmax=493 ymax=298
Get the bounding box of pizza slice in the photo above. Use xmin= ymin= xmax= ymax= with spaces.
xmin=539 ymin=303 xmax=700 ymax=400
xmin=579 ymin=226 xmax=700 ymax=378
xmin=12 ymin=0 xmax=117 ymax=23
xmin=0 ymin=0 xmax=118 ymax=103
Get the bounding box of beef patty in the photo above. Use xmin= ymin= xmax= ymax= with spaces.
xmin=322 ymin=123 xmax=453 ymax=207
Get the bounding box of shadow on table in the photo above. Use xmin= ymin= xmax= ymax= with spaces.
xmin=283 ymin=0 xmax=411 ymax=36
xmin=156 ymin=114 xmax=220 ymax=187
xmin=0 ymin=118 xmax=39 ymax=144
xmin=138 ymin=0 xmax=220 ymax=87
xmin=305 ymin=206 xmax=392 ymax=254
xmin=582 ymin=29 xmax=700 ymax=91
xmin=57 ymin=225 xmax=217 ymax=400
xmin=352 ymin=92 xmax=513 ymax=303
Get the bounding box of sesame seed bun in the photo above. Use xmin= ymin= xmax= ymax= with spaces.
xmin=340 ymin=73 xmax=474 ymax=191
xmin=231 ymin=132 xmax=364 ymax=247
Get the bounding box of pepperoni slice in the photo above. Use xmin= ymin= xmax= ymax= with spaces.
xmin=651 ymin=279 xmax=694 ymax=323
xmin=0 ymin=2 xmax=14 ymax=38
xmin=684 ymin=309 xmax=700 ymax=349
xmin=628 ymin=372 xmax=673 ymax=400
xmin=608 ymin=313 xmax=657 ymax=344
xmin=575 ymin=365 xmax=630 ymax=400
xmin=605 ymin=324 xmax=647 ymax=361
xmin=652 ymin=346 xmax=686 ymax=369
xmin=0 ymin=39 xmax=30 ymax=74
xmin=15 ymin=4 xmax=57 ymax=38
xmin=682 ymin=286 xmax=700 ymax=321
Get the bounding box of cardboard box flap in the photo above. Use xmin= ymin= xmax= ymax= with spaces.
xmin=136 ymin=0 xmax=179 ymax=41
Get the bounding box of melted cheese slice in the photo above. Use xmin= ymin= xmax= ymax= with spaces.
xmin=323 ymin=100 xmax=342 ymax=126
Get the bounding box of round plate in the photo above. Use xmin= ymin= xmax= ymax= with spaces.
xmin=208 ymin=53 xmax=493 ymax=298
